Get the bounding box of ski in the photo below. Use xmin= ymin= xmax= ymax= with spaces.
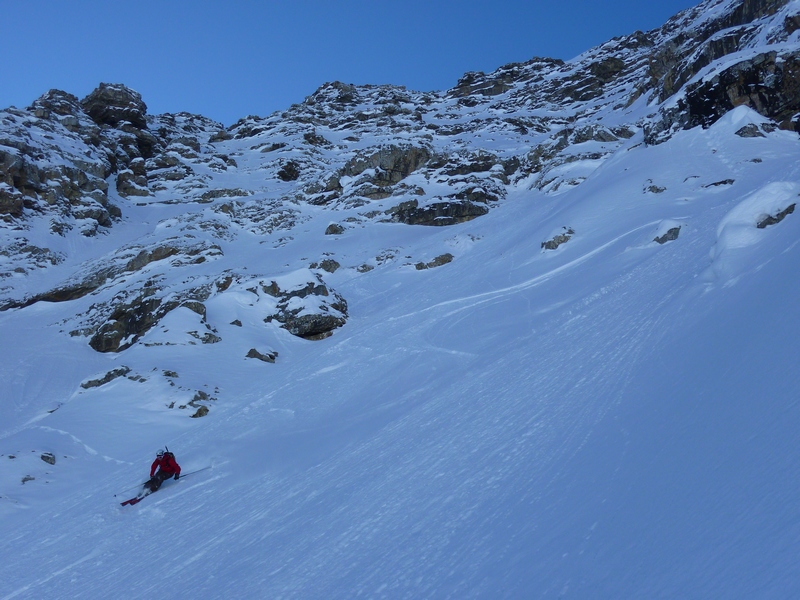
xmin=118 ymin=466 xmax=211 ymax=506
xmin=120 ymin=488 xmax=153 ymax=506
xmin=120 ymin=494 xmax=146 ymax=506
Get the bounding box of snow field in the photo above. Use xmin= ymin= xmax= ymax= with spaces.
xmin=1 ymin=106 xmax=799 ymax=599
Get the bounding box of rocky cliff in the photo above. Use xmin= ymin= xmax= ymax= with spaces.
xmin=1 ymin=0 xmax=798 ymax=380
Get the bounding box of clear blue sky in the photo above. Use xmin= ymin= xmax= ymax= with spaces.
xmin=3 ymin=0 xmax=699 ymax=125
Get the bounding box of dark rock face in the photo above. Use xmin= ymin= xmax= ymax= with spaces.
xmin=654 ymin=227 xmax=682 ymax=244
xmin=190 ymin=406 xmax=209 ymax=418
xmin=559 ymin=57 xmax=630 ymax=102
xmin=387 ymin=199 xmax=489 ymax=226
xmin=786 ymin=12 xmax=800 ymax=34
xmin=124 ymin=244 xmax=182 ymax=272
xmin=542 ymin=227 xmax=575 ymax=250
xmin=645 ymin=181 xmax=667 ymax=194
xmin=88 ymin=294 xmax=217 ymax=353
xmin=0 ymin=83 xmax=212 ymax=233
xmin=246 ymin=348 xmax=278 ymax=363
xmin=81 ymin=83 xmax=148 ymax=129
xmin=641 ymin=0 xmax=800 ymax=144
xmin=703 ymin=179 xmax=735 ymax=188
xmin=317 ymin=259 xmax=340 ymax=273
xmin=89 ymin=296 xmax=168 ymax=352
xmin=732 ymin=0 xmax=787 ymax=23
xmin=325 ymin=223 xmax=345 ymax=235
xmin=342 ymin=145 xmax=431 ymax=186
xmin=449 ymin=58 xmax=565 ymax=98
xmin=29 ymin=89 xmax=83 ymax=118
xmin=117 ymin=167 xmax=150 ymax=197
xmin=0 ymin=184 xmax=24 ymax=217
xmin=590 ymin=57 xmax=627 ymax=82
xmin=441 ymin=152 xmax=500 ymax=177
xmin=262 ymin=276 xmax=348 ymax=340
xmin=735 ymin=123 xmax=766 ymax=137
xmin=415 ymin=253 xmax=454 ymax=270
xmin=1 ymin=280 xmax=96 ymax=311
xmin=303 ymin=130 xmax=332 ymax=147
xmin=451 ymin=71 xmax=514 ymax=98
xmin=650 ymin=0 xmax=789 ymax=101
xmin=0 ymin=141 xmax=114 ymax=230
xmin=80 ymin=366 xmax=132 ymax=389
xmin=684 ymin=51 xmax=800 ymax=131
xmin=277 ymin=160 xmax=301 ymax=181
xmin=0 ymin=149 xmax=34 ymax=206
xmin=304 ymin=81 xmax=360 ymax=106
xmin=453 ymin=185 xmax=501 ymax=204
xmin=645 ymin=49 xmax=800 ymax=142
xmin=280 ymin=313 xmax=346 ymax=340
xmin=757 ymin=203 xmax=795 ymax=228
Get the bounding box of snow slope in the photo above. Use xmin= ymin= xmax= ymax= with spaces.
xmin=2 ymin=1 xmax=800 ymax=598
xmin=1 ymin=105 xmax=798 ymax=599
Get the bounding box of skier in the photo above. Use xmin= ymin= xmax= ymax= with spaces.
xmin=145 ymin=449 xmax=181 ymax=493
xmin=120 ymin=450 xmax=196 ymax=506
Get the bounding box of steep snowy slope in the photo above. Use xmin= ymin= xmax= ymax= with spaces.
xmin=1 ymin=0 xmax=800 ymax=598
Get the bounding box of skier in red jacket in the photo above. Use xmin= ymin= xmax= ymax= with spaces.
xmin=145 ymin=449 xmax=181 ymax=493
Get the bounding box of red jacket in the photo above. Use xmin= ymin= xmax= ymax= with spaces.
xmin=150 ymin=453 xmax=181 ymax=477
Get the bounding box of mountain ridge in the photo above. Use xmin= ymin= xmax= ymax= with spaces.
xmin=2 ymin=0 xmax=798 ymax=305
xmin=1 ymin=0 xmax=800 ymax=597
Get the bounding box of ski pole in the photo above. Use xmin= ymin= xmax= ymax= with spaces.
xmin=115 ymin=466 xmax=209 ymax=497
xmin=178 ymin=466 xmax=211 ymax=479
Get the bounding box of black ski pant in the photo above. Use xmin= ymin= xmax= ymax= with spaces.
xmin=146 ymin=470 xmax=175 ymax=492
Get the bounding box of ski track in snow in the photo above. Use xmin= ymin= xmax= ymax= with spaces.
xmin=1 ymin=548 xmax=104 ymax=600
xmin=390 ymin=220 xmax=664 ymax=323
xmin=4 ymin=140 xmax=799 ymax=595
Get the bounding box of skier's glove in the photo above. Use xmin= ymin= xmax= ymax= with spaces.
xmin=174 ymin=473 xmax=179 ymax=480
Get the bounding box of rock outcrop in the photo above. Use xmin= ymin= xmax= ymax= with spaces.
xmin=262 ymin=274 xmax=348 ymax=340
xmin=757 ymin=203 xmax=795 ymax=228
xmin=246 ymin=348 xmax=278 ymax=363
xmin=81 ymin=83 xmax=148 ymax=129
xmin=654 ymin=227 xmax=682 ymax=244
xmin=646 ymin=49 xmax=800 ymax=143
xmin=387 ymin=199 xmax=489 ymax=226
xmin=415 ymin=253 xmax=454 ymax=270
xmin=542 ymin=228 xmax=575 ymax=251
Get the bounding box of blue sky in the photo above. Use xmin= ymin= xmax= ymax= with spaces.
xmin=4 ymin=0 xmax=698 ymax=125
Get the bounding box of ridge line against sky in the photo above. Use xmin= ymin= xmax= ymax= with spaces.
xmin=4 ymin=1 xmax=699 ymax=125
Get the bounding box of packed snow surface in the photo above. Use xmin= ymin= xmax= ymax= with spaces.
xmin=3 ymin=0 xmax=800 ymax=588
xmin=1 ymin=103 xmax=798 ymax=599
